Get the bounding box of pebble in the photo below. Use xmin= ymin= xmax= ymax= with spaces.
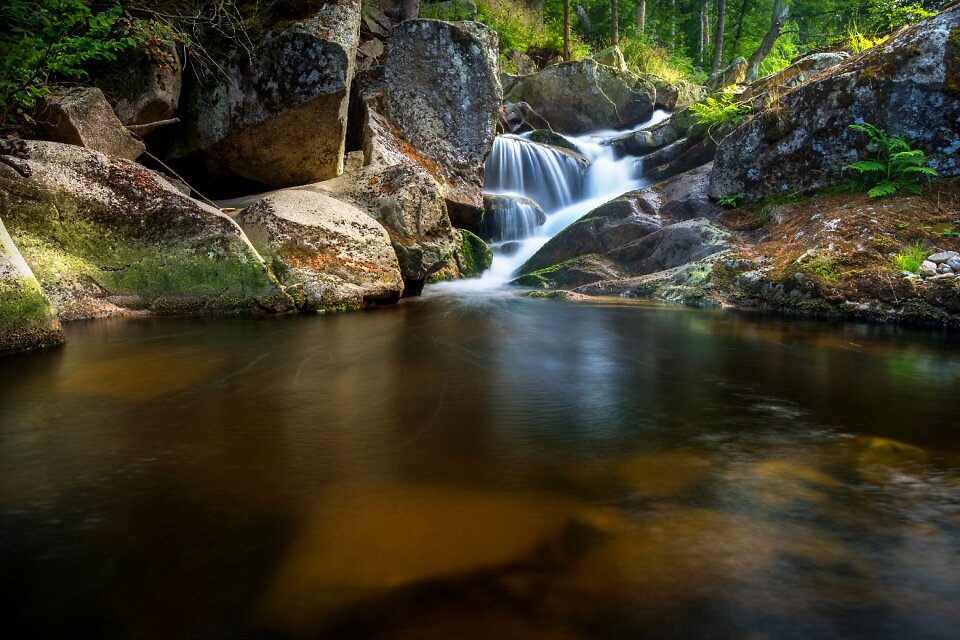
xmin=927 ymin=251 xmax=959 ymax=264
xmin=947 ymin=257 xmax=960 ymax=272
xmin=938 ymin=263 xmax=952 ymax=274
xmin=919 ymin=260 xmax=938 ymax=277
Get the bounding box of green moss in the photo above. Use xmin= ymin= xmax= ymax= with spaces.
xmin=520 ymin=290 xmax=569 ymax=299
xmin=5 ymin=193 xmax=287 ymax=315
xmin=0 ymin=280 xmax=63 ymax=354
xmin=511 ymin=273 xmax=549 ymax=287
xmin=455 ymin=229 xmax=493 ymax=277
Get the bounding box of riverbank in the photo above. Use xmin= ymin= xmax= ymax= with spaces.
xmin=556 ymin=179 xmax=960 ymax=327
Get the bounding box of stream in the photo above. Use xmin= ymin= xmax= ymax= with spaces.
xmin=2 ymin=121 xmax=960 ymax=639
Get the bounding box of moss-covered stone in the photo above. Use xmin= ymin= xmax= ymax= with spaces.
xmin=0 ymin=217 xmax=64 ymax=354
xmin=0 ymin=142 xmax=291 ymax=321
xmin=454 ymin=229 xmax=493 ymax=277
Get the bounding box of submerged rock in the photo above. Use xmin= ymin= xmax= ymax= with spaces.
xmin=505 ymin=59 xmax=656 ymax=132
xmin=258 ymin=480 xmax=589 ymax=634
xmin=0 ymin=216 xmax=63 ymax=354
xmin=236 ymin=189 xmax=404 ymax=311
xmin=710 ymin=7 xmax=960 ymax=201
xmin=173 ymin=0 xmax=361 ymax=187
xmin=0 ymin=142 xmax=290 ymax=320
xmin=385 ymin=19 xmax=502 ymax=221
xmin=38 ymin=87 xmax=145 ymax=160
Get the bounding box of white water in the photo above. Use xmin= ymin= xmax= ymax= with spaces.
xmin=434 ymin=110 xmax=671 ymax=293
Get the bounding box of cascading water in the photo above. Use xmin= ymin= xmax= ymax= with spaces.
xmin=439 ymin=109 xmax=671 ymax=291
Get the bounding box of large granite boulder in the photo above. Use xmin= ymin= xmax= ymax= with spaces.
xmin=0 ymin=216 xmax=63 ymax=354
xmin=515 ymin=166 xmax=728 ymax=288
xmin=38 ymin=87 xmax=145 ymax=160
xmin=95 ymin=47 xmax=183 ymax=134
xmin=505 ymin=60 xmax=656 ymax=132
xmin=384 ymin=19 xmax=502 ymax=220
xmin=519 ymin=192 xmax=662 ymax=274
xmin=316 ymin=163 xmax=459 ymax=293
xmin=604 ymin=218 xmax=730 ymax=275
xmin=710 ymin=7 xmax=960 ymax=201
xmin=0 ymin=142 xmax=290 ymax=320
xmin=236 ymin=190 xmax=403 ymax=311
xmin=176 ymin=0 xmax=361 ymax=187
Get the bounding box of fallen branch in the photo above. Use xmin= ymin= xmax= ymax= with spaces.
xmin=0 ymin=155 xmax=31 ymax=178
xmin=126 ymin=118 xmax=180 ymax=134
xmin=143 ymin=151 xmax=221 ymax=210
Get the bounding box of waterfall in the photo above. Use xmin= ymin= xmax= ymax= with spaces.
xmin=435 ymin=110 xmax=671 ymax=292
xmin=482 ymin=135 xmax=586 ymax=212
xmin=478 ymin=195 xmax=547 ymax=243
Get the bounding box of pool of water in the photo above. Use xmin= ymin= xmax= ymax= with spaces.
xmin=2 ymin=290 xmax=960 ymax=639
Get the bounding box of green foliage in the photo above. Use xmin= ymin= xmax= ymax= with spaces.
xmin=894 ymin=243 xmax=928 ymax=273
xmin=844 ymin=23 xmax=890 ymax=53
xmin=937 ymin=228 xmax=960 ymax=238
xmin=689 ymin=89 xmax=753 ymax=139
xmin=619 ymin=29 xmax=702 ymax=83
xmin=845 ymin=123 xmax=938 ymax=198
xmin=718 ymin=193 xmax=746 ymax=208
xmin=0 ymin=0 xmax=186 ymax=127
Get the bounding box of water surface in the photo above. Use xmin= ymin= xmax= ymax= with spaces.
xmin=2 ymin=293 xmax=960 ymax=639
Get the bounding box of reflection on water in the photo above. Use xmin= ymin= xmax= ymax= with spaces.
xmin=2 ymin=292 xmax=960 ymax=639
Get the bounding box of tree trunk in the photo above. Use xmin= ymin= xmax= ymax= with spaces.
xmin=564 ymin=0 xmax=571 ymax=60
xmin=670 ymin=0 xmax=676 ymax=47
xmin=711 ymin=0 xmax=726 ymax=73
xmin=611 ymin=0 xmax=619 ymax=46
xmin=745 ymin=0 xmax=788 ymax=82
xmin=731 ymin=0 xmax=750 ymax=53
xmin=402 ymin=0 xmax=420 ymax=21
xmin=636 ymin=0 xmax=646 ymax=33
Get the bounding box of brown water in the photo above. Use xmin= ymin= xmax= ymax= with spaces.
xmin=2 ymin=289 xmax=960 ymax=639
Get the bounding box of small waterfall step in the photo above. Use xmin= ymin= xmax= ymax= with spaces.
xmin=482 ymin=135 xmax=589 ymax=212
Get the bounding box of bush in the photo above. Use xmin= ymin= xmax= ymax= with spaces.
xmin=0 ymin=0 xmax=185 ymax=128
xmin=618 ymin=30 xmax=701 ymax=84
xmin=845 ymin=123 xmax=938 ymax=198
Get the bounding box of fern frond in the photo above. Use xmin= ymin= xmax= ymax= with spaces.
xmin=901 ymin=166 xmax=939 ymax=176
xmin=868 ymin=182 xmax=899 ymax=198
xmin=846 ymin=160 xmax=886 ymax=173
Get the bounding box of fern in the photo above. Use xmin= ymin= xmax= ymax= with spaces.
xmin=845 ymin=123 xmax=938 ymax=198
xmin=690 ymin=89 xmax=753 ymax=142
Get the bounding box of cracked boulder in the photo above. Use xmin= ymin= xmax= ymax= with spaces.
xmin=384 ymin=19 xmax=502 ymax=222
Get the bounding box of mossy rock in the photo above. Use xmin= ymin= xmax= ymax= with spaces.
xmin=527 ymin=130 xmax=584 ymax=155
xmin=455 ymin=229 xmax=493 ymax=277
xmin=0 ymin=142 xmax=292 ymax=321
xmin=0 ymin=217 xmax=64 ymax=355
